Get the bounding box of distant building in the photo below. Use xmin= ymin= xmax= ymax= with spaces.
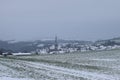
xmin=55 ymin=36 xmax=58 ymax=51
xmin=48 ymin=36 xmax=59 ymax=53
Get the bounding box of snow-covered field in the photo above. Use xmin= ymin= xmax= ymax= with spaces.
xmin=0 ymin=49 xmax=120 ymax=80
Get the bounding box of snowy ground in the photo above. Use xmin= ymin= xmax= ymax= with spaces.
xmin=0 ymin=49 xmax=120 ymax=80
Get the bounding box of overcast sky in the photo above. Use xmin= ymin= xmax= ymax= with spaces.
xmin=0 ymin=0 xmax=120 ymax=41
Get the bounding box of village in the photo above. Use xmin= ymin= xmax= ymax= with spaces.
xmin=34 ymin=43 xmax=120 ymax=54
xmin=33 ymin=41 xmax=120 ymax=54
xmin=1 ymin=37 xmax=120 ymax=56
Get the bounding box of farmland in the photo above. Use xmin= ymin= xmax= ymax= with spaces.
xmin=0 ymin=49 xmax=120 ymax=80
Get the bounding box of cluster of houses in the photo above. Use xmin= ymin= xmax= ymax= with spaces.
xmin=1 ymin=37 xmax=120 ymax=56
xmin=2 ymin=44 xmax=120 ymax=56
xmin=32 ymin=43 xmax=120 ymax=55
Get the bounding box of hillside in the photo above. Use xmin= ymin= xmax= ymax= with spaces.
xmin=0 ymin=40 xmax=92 ymax=53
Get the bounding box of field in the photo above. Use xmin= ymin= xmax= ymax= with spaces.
xmin=0 ymin=50 xmax=120 ymax=80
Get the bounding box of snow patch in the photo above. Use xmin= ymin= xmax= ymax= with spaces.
xmin=0 ymin=77 xmax=34 ymax=80
xmin=92 ymin=59 xmax=117 ymax=61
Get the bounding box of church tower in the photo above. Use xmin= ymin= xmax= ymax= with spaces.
xmin=55 ymin=36 xmax=58 ymax=51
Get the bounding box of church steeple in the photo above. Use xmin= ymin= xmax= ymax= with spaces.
xmin=55 ymin=36 xmax=58 ymax=51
